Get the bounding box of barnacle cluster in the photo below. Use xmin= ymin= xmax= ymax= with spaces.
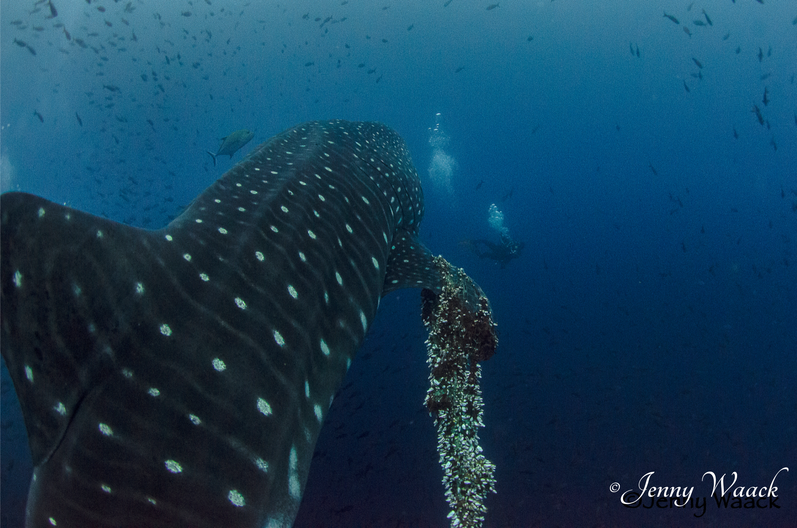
xmin=421 ymin=256 xmax=497 ymax=528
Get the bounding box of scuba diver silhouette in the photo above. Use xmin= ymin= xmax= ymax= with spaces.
xmin=467 ymin=233 xmax=524 ymax=269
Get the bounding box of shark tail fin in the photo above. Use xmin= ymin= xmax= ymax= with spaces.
xmin=206 ymin=150 xmax=217 ymax=167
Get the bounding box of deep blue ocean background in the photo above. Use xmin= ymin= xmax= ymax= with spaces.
xmin=2 ymin=1 xmax=796 ymax=526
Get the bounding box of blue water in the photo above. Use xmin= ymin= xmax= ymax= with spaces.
xmin=2 ymin=1 xmax=795 ymax=526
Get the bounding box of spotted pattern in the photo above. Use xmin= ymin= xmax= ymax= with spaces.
xmin=0 ymin=120 xmax=442 ymax=527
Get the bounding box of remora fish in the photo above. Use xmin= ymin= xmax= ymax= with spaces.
xmin=1 ymin=120 xmax=466 ymax=527
xmin=206 ymin=129 xmax=254 ymax=166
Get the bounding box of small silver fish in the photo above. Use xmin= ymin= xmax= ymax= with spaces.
xmin=206 ymin=129 xmax=254 ymax=166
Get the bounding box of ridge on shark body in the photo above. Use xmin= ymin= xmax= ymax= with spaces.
xmin=1 ymin=120 xmax=484 ymax=527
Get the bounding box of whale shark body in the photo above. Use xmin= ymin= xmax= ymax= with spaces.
xmin=1 ymin=120 xmax=452 ymax=527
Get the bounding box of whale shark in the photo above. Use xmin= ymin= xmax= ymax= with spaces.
xmin=1 ymin=120 xmax=467 ymax=527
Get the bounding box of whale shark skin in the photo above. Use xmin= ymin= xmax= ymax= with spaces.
xmin=1 ymin=120 xmax=449 ymax=527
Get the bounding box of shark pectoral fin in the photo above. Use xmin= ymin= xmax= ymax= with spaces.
xmin=382 ymin=229 xmax=443 ymax=295
xmin=1 ymin=192 xmax=148 ymax=466
xmin=383 ymin=229 xmax=487 ymax=312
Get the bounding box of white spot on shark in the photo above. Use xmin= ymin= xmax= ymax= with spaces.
xmin=165 ymin=460 xmax=183 ymax=473
xmin=99 ymin=423 xmax=113 ymax=436
xmin=135 ymin=282 xmax=145 ymax=294
xmin=101 ymin=484 xmax=111 ymax=493
xmin=298 ymin=251 xmax=307 ymax=263
xmin=160 ymin=324 xmax=172 ymax=336
xmin=218 ymin=227 xmax=228 ymax=234
xmin=24 ymin=365 xmax=33 ymax=383
xmin=257 ymin=398 xmax=273 ymax=416
xmin=13 ymin=270 xmax=22 ymax=288
xmin=38 ymin=207 xmax=45 ymax=218
xmin=188 ymin=414 xmax=201 ymax=425
xmin=199 ymin=273 xmax=209 ymax=282
xmin=54 ymin=402 xmax=67 ymax=415
xmin=212 ymin=358 xmax=226 ymax=371
xmin=254 ymin=457 xmax=269 ymax=472
xmin=183 ymin=253 xmax=192 ymax=262
xmin=314 ymin=404 xmax=323 ymax=422
xmin=228 ymin=490 xmax=245 ymax=507
xmin=165 ymin=234 xmax=173 ymax=242
xmin=289 ymin=446 xmax=301 ymax=499
xmin=372 ymin=257 xmax=379 ymax=269
xmin=256 ymin=251 xmax=265 ymax=261
xmin=148 ymin=388 xmax=160 ymax=397
xmin=320 ymin=339 xmax=330 ymax=356
xmin=273 ymin=330 xmax=285 ymax=346
xmin=335 ymin=272 xmax=343 ymax=285
xmin=307 ymin=229 xmax=317 ymax=239
xmin=234 ymin=297 xmax=247 ymax=309
xmin=304 ymin=380 xmax=310 ymax=399
xmin=288 ymin=285 xmax=298 ymax=299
